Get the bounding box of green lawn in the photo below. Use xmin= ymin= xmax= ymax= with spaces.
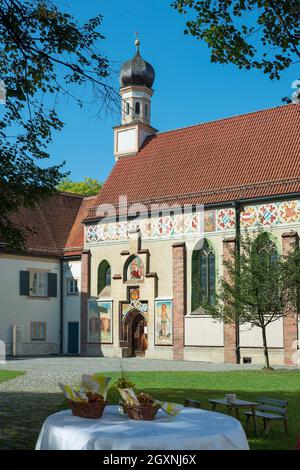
xmin=0 ymin=369 xmax=300 ymax=450
xmin=105 ymin=370 xmax=300 ymax=450
xmin=0 ymin=370 xmax=24 ymax=383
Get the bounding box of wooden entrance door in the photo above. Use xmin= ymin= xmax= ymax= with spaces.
xmin=132 ymin=314 xmax=147 ymax=357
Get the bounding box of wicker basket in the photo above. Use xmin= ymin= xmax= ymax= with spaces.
xmin=68 ymin=400 xmax=107 ymax=419
xmin=122 ymin=403 xmax=161 ymax=421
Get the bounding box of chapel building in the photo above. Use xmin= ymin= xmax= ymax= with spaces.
xmin=0 ymin=39 xmax=299 ymax=366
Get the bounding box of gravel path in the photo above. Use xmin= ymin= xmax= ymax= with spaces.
xmin=0 ymin=356 xmax=261 ymax=393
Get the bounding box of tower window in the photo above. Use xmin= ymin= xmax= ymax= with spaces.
xmin=135 ymin=102 xmax=140 ymax=115
xmin=126 ymin=102 xmax=130 ymax=115
xmin=145 ymin=103 xmax=149 ymax=119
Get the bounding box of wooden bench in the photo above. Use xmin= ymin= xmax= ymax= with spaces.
xmin=184 ymin=399 xmax=202 ymax=409
xmin=243 ymin=397 xmax=288 ymax=436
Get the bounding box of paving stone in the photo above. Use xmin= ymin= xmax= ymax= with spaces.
xmin=0 ymin=356 xmax=262 ymax=393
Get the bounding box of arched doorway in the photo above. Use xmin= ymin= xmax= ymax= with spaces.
xmin=120 ymin=309 xmax=148 ymax=357
xmin=131 ymin=313 xmax=147 ymax=357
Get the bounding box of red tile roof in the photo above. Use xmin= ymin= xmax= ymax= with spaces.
xmin=88 ymin=104 xmax=300 ymax=219
xmin=2 ymin=104 xmax=299 ymax=257
xmin=0 ymin=192 xmax=84 ymax=257
xmin=64 ymin=196 xmax=97 ymax=256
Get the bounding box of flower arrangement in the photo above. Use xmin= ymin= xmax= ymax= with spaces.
xmin=111 ymin=360 xmax=137 ymax=393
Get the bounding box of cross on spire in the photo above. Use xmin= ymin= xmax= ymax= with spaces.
xmin=135 ymin=32 xmax=140 ymax=52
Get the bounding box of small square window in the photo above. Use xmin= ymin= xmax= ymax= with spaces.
xmin=30 ymin=272 xmax=48 ymax=297
xmin=243 ymin=357 xmax=252 ymax=364
xmin=67 ymin=278 xmax=79 ymax=295
xmin=31 ymin=322 xmax=46 ymax=341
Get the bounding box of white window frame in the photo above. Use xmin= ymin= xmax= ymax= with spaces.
xmin=31 ymin=321 xmax=47 ymax=341
xmin=66 ymin=278 xmax=79 ymax=295
xmin=29 ymin=271 xmax=48 ymax=297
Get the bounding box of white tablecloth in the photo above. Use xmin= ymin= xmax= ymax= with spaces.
xmin=35 ymin=405 xmax=249 ymax=450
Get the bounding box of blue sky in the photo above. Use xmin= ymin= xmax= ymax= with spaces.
xmin=47 ymin=0 xmax=298 ymax=182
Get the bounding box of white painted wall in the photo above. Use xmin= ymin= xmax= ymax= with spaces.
xmin=185 ymin=315 xmax=224 ymax=346
xmin=122 ymin=90 xmax=151 ymax=100
xmin=63 ymin=260 xmax=81 ymax=354
xmin=0 ymin=254 xmax=60 ymax=355
xmin=117 ymin=128 xmax=136 ymax=153
xmin=240 ymin=319 xmax=284 ymax=348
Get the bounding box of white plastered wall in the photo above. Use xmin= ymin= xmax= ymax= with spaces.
xmin=0 ymin=253 xmax=60 ymax=355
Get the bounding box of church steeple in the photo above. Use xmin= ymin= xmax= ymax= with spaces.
xmin=114 ymin=36 xmax=157 ymax=161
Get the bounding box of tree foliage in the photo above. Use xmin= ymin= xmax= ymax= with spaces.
xmin=0 ymin=0 xmax=115 ymax=248
xmin=207 ymin=230 xmax=300 ymax=368
xmin=57 ymin=177 xmax=102 ymax=197
xmin=172 ymin=0 xmax=300 ymax=80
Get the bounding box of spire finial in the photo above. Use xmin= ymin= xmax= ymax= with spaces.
xmin=134 ymin=32 xmax=140 ymax=52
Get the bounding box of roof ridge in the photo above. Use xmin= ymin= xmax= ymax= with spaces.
xmin=58 ymin=191 xmax=85 ymax=199
xmin=155 ymin=103 xmax=298 ymax=137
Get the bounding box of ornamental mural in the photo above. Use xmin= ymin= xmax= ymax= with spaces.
xmin=240 ymin=200 xmax=300 ymax=228
xmin=258 ymin=203 xmax=279 ymax=226
xmin=121 ymin=287 xmax=148 ymax=320
xmin=155 ymin=300 xmax=173 ymax=346
xmin=216 ymin=208 xmax=236 ymax=231
xmin=204 ymin=210 xmax=216 ymax=232
xmin=279 ymin=201 xmax=299 ymax=224
xmin=85 ymin=199 xmax=300 ymax=243
xmin=240 ymin=206 xmax=257 ymax=228
xmin=98 ymin=301 xmax=113 ymax=344
xmin=127 ymin=256 xmax=144 ymax=281
xmin=87 ymin=300 xmax=113 ymax=344
xmin=87 ymin=301 xmax=100 ymax=343
xmin=121 ymin=301 xmax=148 ymax=318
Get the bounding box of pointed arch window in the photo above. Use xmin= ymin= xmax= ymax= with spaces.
xmin=105 ymin=266 xmax=111 ymax=286
xmin=98 ymin=260 xmax=111 ymax=296
xmin=192 ymin=240 xmax=216 ymax=311
xmin=251 ymin=232 xmax=278 ymax=271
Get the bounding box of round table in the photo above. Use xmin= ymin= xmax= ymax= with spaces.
xmin=35 ymin=405 xmax=249 ymax=450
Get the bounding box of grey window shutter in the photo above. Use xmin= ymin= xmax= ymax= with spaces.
xmin=47 ymin=273 xmax=57 ymax=297
xmin=20 ymin=271 xmax=30 ymax=296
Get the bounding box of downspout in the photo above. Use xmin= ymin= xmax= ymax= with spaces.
xmin=234 ymin=201 xmax=242 ymax=364
xmin=60 ymin=258 xmax=64 ymax=354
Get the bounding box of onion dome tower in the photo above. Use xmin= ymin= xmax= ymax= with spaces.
xmin=114 ymin=35 xmax=157 ymax=160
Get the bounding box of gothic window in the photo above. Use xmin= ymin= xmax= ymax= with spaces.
xmin=192 ymin=240 xmax=216 ymax=311
xmin=135 ymin=101 xmax=140 ymax=115
xmin=98 ymin=260 xmax=111 ymax=295
xmin=251 ymin=232 xmax=278 ymax=271
xmin=105 ymin=266 xmax=111 ymax=286
xmin=252 ymin=232 xmax=277 ymax=256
